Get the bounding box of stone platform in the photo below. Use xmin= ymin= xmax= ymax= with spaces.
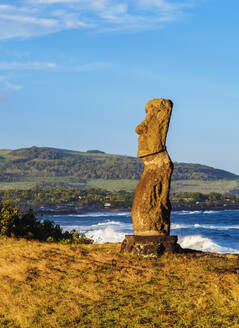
xmin=121 ymin=235 xmax=180 ymax=256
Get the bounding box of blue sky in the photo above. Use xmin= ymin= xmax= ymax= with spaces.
xmin=0 ymin=0 xmax=239 ymax=174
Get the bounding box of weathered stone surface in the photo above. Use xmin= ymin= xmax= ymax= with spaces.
xmin=136 ymin=98 xmax=173 ymax=158
xmin=120 ymin=235 xmax=180 ymax=256
xmin=131 ymin=98 xmax=174 ymax=236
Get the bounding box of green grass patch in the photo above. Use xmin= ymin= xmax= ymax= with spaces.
xmin=171 ymin=179 xmax=239 ymax=194
xmin=85 ymin=179 xmax=138 ymax=191
xmin=1 ymin=177 xmax=239 ymax=193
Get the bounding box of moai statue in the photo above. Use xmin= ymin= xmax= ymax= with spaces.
xmin=121 ymin=99 xmax=178 ymax=256
xmin=132 ymin=98 xmax=173 ymax=236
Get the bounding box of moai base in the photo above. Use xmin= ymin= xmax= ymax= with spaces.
xmin=121 ymin=235 xmax=179 ymax=257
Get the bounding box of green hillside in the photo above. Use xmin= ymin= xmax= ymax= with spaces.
xmin=0 ymin=146 xmax=238 ymax=193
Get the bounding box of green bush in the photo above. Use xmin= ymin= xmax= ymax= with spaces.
xmin=0 ymin=200 xmax=18 ymax=237
xmin=0 ymin=200 xmax=93 ymax=244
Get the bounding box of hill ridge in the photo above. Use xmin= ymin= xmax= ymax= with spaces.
xmin=0 ymin=146 xmax=238 ymax=183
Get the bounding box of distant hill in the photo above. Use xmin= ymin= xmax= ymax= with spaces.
xmin=0 ymin=146 xmax=238 ymax=192
xmin=172 ymin=162 xmax=238 ymax=181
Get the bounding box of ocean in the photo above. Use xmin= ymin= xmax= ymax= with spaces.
xmin=42 ymin=210 xmax=239 ymax=254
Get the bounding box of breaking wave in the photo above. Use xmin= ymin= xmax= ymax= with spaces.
xmin=171 ymin=223 xmax=239 ymax=230
xmin=174 ymin=210 xmax=225 ymax=215
xmin=44 ymin=209 xmax=239 ymax=254
xmin=91 ymin=220 xmax=121 ymax=227
xmin=178 ymin=235 xmax=239 ymax=254
xmin=84 ymin=228 xmax=239 ymax=254
xmin=67 ymin=211 xmax=131 ymax=218
xmin=85 ymin=227 xmax=125 ymax=244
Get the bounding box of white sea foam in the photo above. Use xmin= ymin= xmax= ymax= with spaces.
xmin=175 ymin=210 xmax=202 ymax=215
xmin=85 ymin=227 xmax=125 ymax=244
xmin=203 ymin=210 xmax=218 ymax=214
xmin=61 ymin=224 xmax=239 ymax=253
xmin=115 ymin=212 xmax=131 ymax=216
xmin=173 ymin=211 xmax=189 ymax=215
xmin=171 ymin=223 xmax=191 ymax=229
xmin=174 ymin=210 xmax=224 ymax=215
xmin=197 ymin=224 xmax=239 ymax=230
xmin=60 ymin=219 xmax=132 ymax=235
xmin=47 ymin=210 xmax=239 ymax=253
xmin=91 ymin=220 xmax=121 ymax=227
xmin=68 ymin=213 xmax=114 ymax=218
xmin=178 ymin=235 xmax=239 ymax=254
xmin=192 ymin=224 xmax=239 ymax=230
xmin=67 ymin=211 xmax=131 ymax=218
xmin=85 ymin=229 xmax=239 ymax=253
xmin=171 ymin=223 xmax=239 ymax=231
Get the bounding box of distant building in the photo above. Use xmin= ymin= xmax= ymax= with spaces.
xmin=104 ymin=203 xmax=111 ymax=208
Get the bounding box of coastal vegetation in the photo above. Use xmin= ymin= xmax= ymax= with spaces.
xmin=0 ymin=239 xmax=238 ymax=327
xmin=0 ymin=201 xmax=92 ymax=244
xmin=1 ymin=188 xmax=239 ymax=212
xmin=0 ymin=146 xmax=239 ymax=193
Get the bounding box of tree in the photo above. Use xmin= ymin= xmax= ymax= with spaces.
xmin=208 ymin=192 xmax=222 ymax=201
xmin=191 ymin=192 xmax=207 ymax=202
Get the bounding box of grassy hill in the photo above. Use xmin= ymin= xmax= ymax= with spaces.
xmin=0 ymin=146 xmax=239 ymax=193
xmin=0 ymin=239 xmax=238 ymax=328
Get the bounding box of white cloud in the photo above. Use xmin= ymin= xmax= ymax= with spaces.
xmin=75 ymin=62 xmax=111 ymax=72
xmin=0 ymin=4 xmax=12 ymax=10
xmin=0 ymin=62 xmax=57 ymax=70
xmin=0 ymin=14 xmax=57 ymax=26
xmin=0 ymin=2 xmax=91 ymax=39
xmin=5 ymin=82 xmax=22 ymax=91
xmin=0 ymin=60 xmax=110 ymax=95
xmin=138 ymin=0 xmax=178 ymax=10
xmin=0 ymin=75 xmax=22 ymax=93
xmin=0 ymin=6 xmax=60 ymax=39
xmin=29 ymin=0 xmax=88 ymax=3
xmin=0 ymin=0 xmax=196 ymax=40
xmin=0 ymin=61 xmax=111 ymax=73
xmin=28 ymin=0 xmax=108 ymax=7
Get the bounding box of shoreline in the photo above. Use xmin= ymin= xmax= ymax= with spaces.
xmin=35 ymin=204 xmax=239 ymax=216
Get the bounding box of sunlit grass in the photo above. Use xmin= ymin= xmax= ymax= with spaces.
xmin=0 ymin=177 xmax=139 ymax=191
xmin=85 ymin=178 xmax=138 ymax=191
xmin=1 ymin=177 xmax=239 ymax=193
xmin=0 ymin=239 xmax=238 ymax=327
xmin=171 ymin=179 xmax=239 ymax=194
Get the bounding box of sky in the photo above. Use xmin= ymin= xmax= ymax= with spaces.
xmin=0 ymin=0 xmax=239 ymax=174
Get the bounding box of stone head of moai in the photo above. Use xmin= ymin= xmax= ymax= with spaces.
xmin=135 ymin=99 xmax=173 ymax=158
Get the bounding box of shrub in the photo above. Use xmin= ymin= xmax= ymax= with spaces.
xmin=0 ymin=201 xmax=93 ymax=244
xmin=0 ymin=200 xmax=18 ymax=237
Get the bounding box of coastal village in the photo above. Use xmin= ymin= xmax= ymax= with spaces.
xmin=1 ymin=188 xmax=239 ymax=215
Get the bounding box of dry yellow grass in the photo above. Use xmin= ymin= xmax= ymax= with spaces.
xmin=0 ymin=238 xmax=238 ymax=328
